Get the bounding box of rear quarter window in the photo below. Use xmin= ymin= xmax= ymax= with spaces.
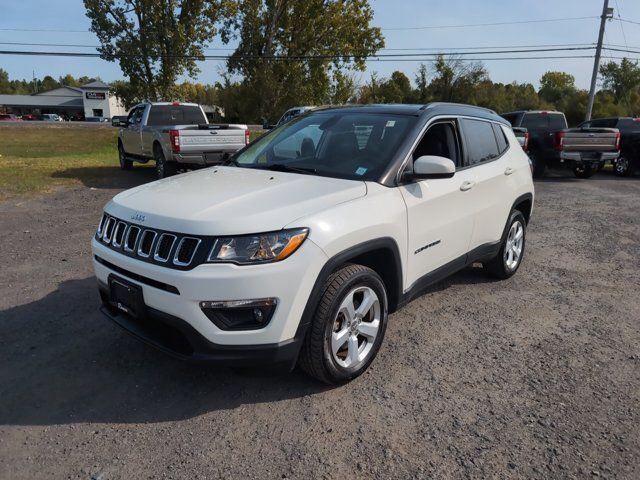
xmin=461 ymin=119 xmax=500 ymax=166
xmin=492 ymin=123 xmax=509 ymax=154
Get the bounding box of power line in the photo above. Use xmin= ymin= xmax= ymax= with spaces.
xmin=380 ymin=16 xmax=599 ymax=30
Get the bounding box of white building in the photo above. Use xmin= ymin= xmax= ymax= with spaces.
xmin=0 ymin=80 xmax=127 ymax=119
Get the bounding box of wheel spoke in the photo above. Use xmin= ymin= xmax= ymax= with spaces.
xmin=356 ymin=289 xmax=376 ymax=317
xmin=359 ymin=320 xmax=379 ymax=339
xmin=331 ymin=328 xmax=349 ymax=355
xmin=339 ymin=293 xmax=356 ymax=321
xmin=514 ymin=227 xmax=523 ymax=242
xmin=346 ymin=335 xmax=360 ymax=366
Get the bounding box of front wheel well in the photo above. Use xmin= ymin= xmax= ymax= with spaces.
xmin=333 ymin=247 xmax=402 ymax=313
xmin=514 ymin=198 xmax=532 ymax=224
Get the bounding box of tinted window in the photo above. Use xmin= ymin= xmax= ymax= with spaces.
xmin=589 ymin=118 xmax=617 ymax=128
xmin=413 ymin=121 xmax=461 ymax=167
xmin=492 ymin=123 xmax=508 ymax=154
xmin=461 ymin=119 xmax=499 ymax=166
xmin=234 ymin=112 xmax=416 ymax=181
xmin=501 ymin=113 xmax=519 ymax=126
xmin=548 ymin=113 xmax=567 ymax=130
xmin=521 ymin=114 xmax=549 ymax=130
xmin=147 ymin=105 xmax=205 ymax=126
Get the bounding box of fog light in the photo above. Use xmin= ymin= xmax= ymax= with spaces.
xmin=199 ymin=298 xmax=277 ymax=331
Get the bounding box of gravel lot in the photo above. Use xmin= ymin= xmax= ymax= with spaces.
xmin=0 ymin=171 xmax=639 ymax=479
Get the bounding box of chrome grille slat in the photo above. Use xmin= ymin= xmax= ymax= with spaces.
xmin=124 ymin=225 xmax=141 ymax=252
xmin=97 ymin=214 xmax=204 ymax=269
xmin=137 ymin=229 xmax=157 ymax=258
xmin=153 ymin=234 xmax=177 ymax=262
xmin=173 ymin=237 xmax=201 ymax=266
xmin=111 ymin=221 xmax=127 ymax=248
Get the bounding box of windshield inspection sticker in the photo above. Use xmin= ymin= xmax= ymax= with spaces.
xmin=355 ymin=167 xmax=368 ymax=176
xmin=386 ymin=120 xmax=396 ymax=127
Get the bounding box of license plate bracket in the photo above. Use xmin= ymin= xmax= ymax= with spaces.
xmin=108 ymin=274 xmax=144 ymax=319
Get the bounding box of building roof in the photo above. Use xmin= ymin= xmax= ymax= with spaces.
xmin=0 ymin=94 xmax=84 ymax=108
xmin=35 ymin=86 xmax=83 ymax=96
xmin=81 ymin=80 xmax=110 ymax=90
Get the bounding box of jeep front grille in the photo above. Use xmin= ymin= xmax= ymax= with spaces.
xmin=95 ymin=213 xmax=207 ymax=270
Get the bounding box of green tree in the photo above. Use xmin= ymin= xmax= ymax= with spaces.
xmin=539 ymin=71 xmax=576 ymax=104
xmin=429 ymin=56 xmax=487 ymax=103
xmin=84 ymin=0 xmax=228 ymax=101
xmin=222 ymin=0 xmax=384 ymax=122
xmin=599 ymin=58 xmax=640 ymax=102
xmin=0 ymin=68 xmax=10 ymax=94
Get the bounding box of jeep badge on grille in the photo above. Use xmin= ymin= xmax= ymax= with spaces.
xmin=131 ymin=213 xmax=146 ymax=223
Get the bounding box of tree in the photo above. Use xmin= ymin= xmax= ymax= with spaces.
xmin=599 ymin=58 xmax=640 ymax=105
xmin=84 ymin=0 xmax=228 ymax=101
xmin=428 ymin=56 xmax=487 ymax=103
xmin=539 ymin=71 xmax=576 ymax=104
xmin=221 ymin=0 xmax=384 ymax=122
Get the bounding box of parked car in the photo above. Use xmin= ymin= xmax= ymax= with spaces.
xmin=86 ymin=116 xmax=109 ymax=123
xmin=579 ymin=117 xmax=640 ymax=177
xmin=0 ymin=114 xmax=22 ymax=122
xmin=93 ymin=103 xmax=534 ymax=384
xmin=116 ymin=102 xmax=249 ymax=179
xmin=501 ymin=110 xmax=620 ymax=178
xmin=40 ymin=114 xmax=63 ymax=122
xmin=264 ymin=106 xmax=317 ymax=129
xmin=21 ymin=114 xmax=42 ymax=121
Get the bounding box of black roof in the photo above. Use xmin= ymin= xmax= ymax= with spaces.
xmin=312 ymin=103 xmax=507 ymax=124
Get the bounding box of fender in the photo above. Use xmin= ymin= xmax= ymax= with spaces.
xmin=291 ymin=237 xmax=403 ymax=356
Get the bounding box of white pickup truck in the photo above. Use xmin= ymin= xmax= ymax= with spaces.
xmin=115 ymin=102 xmax=249 ymax=178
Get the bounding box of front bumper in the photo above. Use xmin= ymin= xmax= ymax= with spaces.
xmin=92 ymin=237 xmax=328 ymax=360
xmin=98 ymin=290 xmax=301 ymax=367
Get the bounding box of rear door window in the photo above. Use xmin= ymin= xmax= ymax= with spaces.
xmin=461 ymin=119 xmax=500 ymax=166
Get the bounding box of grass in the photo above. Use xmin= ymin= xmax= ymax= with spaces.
xmin=0 ymin=125 xmax=265 ymax=200
xmin=0 ymin=125 xmax=121 ymax=199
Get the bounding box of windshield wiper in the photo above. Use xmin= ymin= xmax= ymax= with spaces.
xmin=265 ymin=163 xmax=318 ymax=175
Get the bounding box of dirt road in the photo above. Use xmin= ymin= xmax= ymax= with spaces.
xmin=1 ymin=171 xmax=638 ymax=479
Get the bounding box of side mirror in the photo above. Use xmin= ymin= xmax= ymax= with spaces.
xmin=406 ymin=155 xmax=456 ymax=180
xmin=119 ymin=119 xmax=129 ymax=127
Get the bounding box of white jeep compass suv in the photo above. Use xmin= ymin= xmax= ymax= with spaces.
xmin=93 ymin=103 xmax=534 ymax=384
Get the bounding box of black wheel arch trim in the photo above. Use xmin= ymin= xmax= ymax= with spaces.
xmin=291 ymin=237 xmax=403 ymax=361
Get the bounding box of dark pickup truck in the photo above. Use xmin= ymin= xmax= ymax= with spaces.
xmin=579 ymin=117 xmax=640 ymax=177
xmin=501 ymin=110 xmax=620 ymax=178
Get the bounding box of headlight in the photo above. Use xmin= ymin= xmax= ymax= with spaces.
xmin=207 ymin=228 xmax=309 ymax=264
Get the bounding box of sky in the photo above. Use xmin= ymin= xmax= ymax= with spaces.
xmin=1 ymin=0 xmax=640 ymax=90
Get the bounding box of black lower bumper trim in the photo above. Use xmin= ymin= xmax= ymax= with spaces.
xmin=98 ymin=285 xmax=301 ymax=369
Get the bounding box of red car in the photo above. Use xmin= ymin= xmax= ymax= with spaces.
xmin=0 ymin=114 xmax=23 ymax=122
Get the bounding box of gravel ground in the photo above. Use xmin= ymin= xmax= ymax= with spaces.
xmin=0 ymin=171 xmax=639 ymax=479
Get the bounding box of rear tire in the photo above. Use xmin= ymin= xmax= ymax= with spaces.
xmin=573 ymin=164 xmax=594 ymax=178
xmin=118 ymin=143 xmax=133 ymax=170
xmin=615 ymin=155 xmax=634 ymax=177
xmin=155 ymin=147 xmax=178 ymax=179
xmin=298 ymin=264 xmax=388 ymax=385
xmin=485 ymin=210 xmax=526 ymax=280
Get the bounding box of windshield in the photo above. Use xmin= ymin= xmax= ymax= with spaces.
xmin=232 ymin=112 xmax=416 ymax=181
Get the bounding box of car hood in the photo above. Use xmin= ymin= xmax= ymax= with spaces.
xmin=106 ymin=166 xmax=367 ymax=235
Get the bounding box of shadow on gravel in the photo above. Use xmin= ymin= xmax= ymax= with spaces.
xmin=52 ymin=166 xmax=157 ymax=190
xmin=0 ymin=277 xmax=327 ymax=426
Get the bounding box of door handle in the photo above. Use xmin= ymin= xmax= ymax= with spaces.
xmin=504 ymin=167 xmax=515 ymax=176
xmin=460 ymin=180 xmax=475 ymax=191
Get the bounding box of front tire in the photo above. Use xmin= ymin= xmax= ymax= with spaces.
xmin=118 ymin=143 xmax=133 ymax=170
xmin=155 ymin=147 xmax=178 ymax=179
xmin=485 ymin=210 xmax=526 ymax=279
xmin=298 ymin=264 xmax=388 ymax=385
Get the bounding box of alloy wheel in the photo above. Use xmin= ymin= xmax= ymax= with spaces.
xmin=504 ymin=220 xmax=524 ymax=271
xmin=330 ymin=286 xmax=381 ymax=369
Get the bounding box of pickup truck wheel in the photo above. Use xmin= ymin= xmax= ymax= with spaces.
xmin=155 ymin=148 xmax=178 ymax=179
xmin=485 ymin=210 xmax=526 ymax=279
xmin=118 ymin=144 xmax=133 ymax=170
xmin=615 ymin=156 xmax=634 ymax=177
xmin=298 ymin=264 xmax=388 ymax=385
xmin=573 ymin=164 xmax=594 ymax=179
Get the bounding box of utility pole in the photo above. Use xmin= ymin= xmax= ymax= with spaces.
xmin=585 ymin=0 xmax=614 ymax=121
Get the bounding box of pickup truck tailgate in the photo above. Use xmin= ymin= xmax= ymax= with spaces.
xmin=178 ymin=125 xmax=247 ymax=152
xmin=561 ymin=128 xmax=620 ymax=152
